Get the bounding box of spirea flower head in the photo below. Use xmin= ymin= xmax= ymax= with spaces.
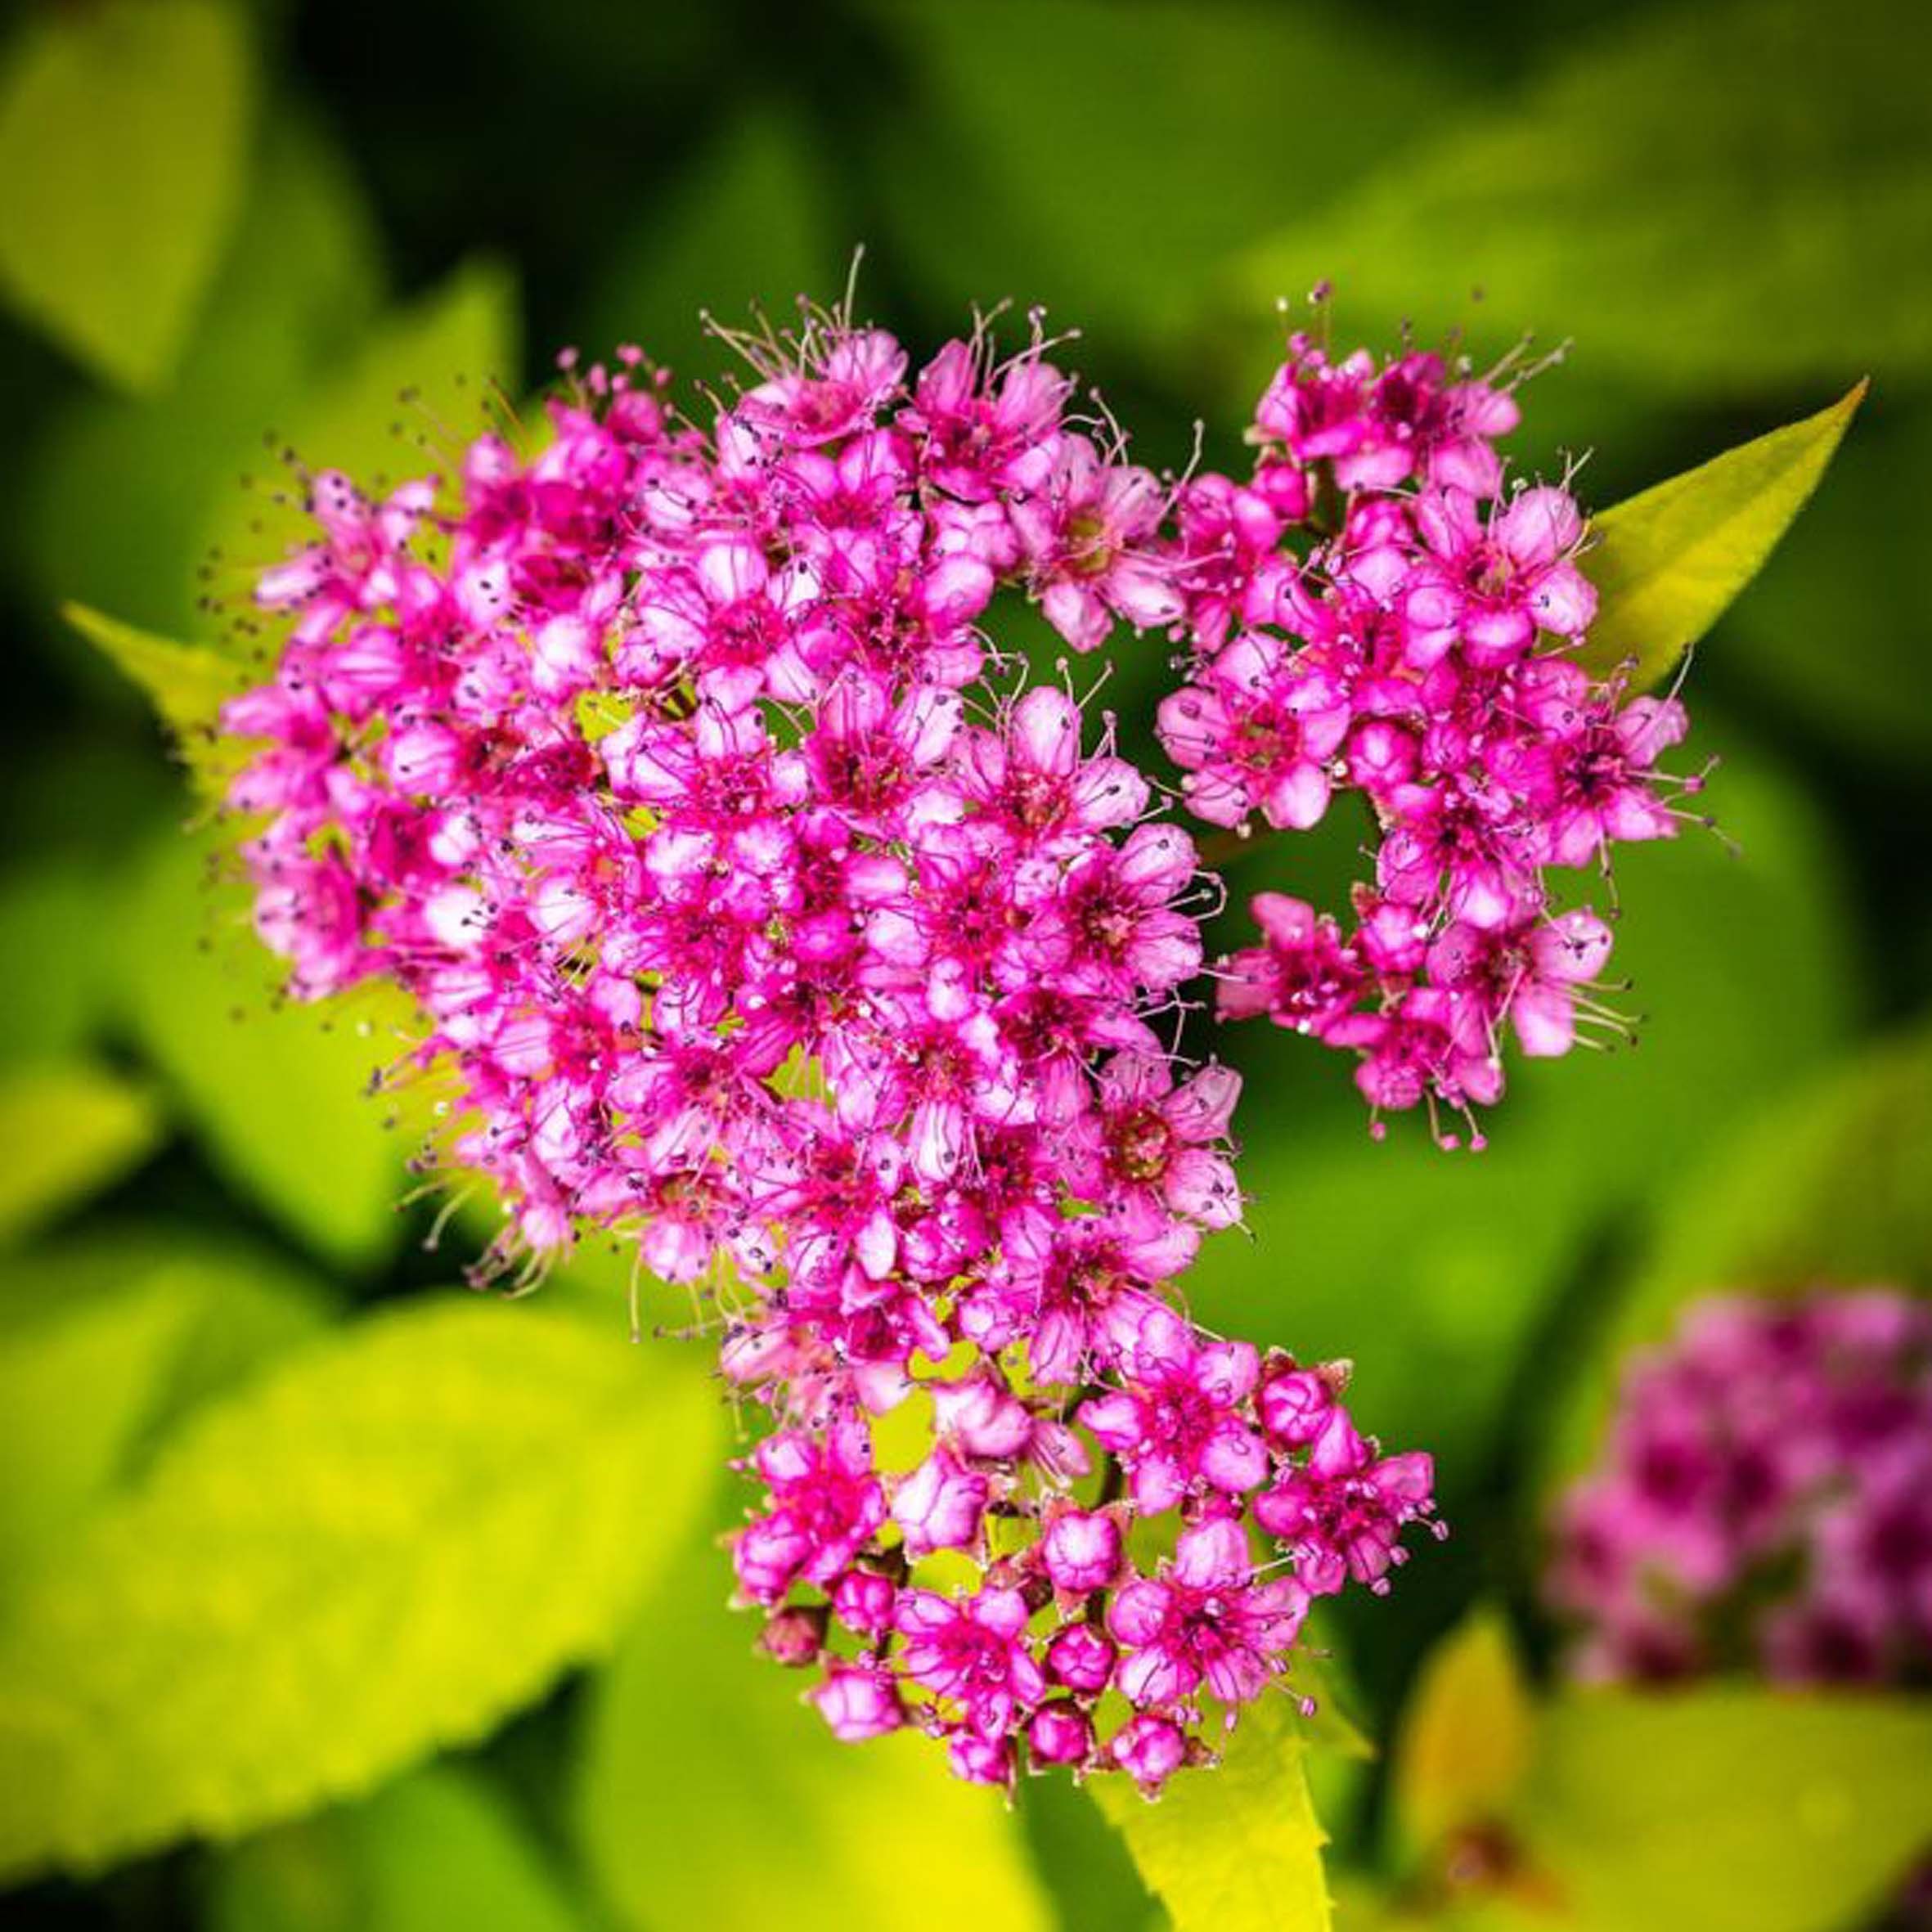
xmin=1161 ymin=333 xmax=1707 ymax=1149
xmin=1547 ymin=1288 xmax=1932 ymax=1687
xmin=208 ymin=285 xmax=1687 ymax=1792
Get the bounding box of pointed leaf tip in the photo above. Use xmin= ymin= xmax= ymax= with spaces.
xmin=63 ymin=601 xmax=249 ymax=796
xmin=1092 ymin=1695 xmax=1332 ymax=1932
xmin=1579 ymin=380 xmax=1867 ymax=689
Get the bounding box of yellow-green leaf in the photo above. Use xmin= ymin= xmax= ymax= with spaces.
xmin=0 ymin=0 xmax=254 ymax=389
xmin=0 ymin=1276 xmax=195 ymax=1580
xmin=209 ymin=1764 xmax=589 ymax=1932
xmin=26 ymin=112 xmax=385 ymax=642
xmin=0 ymin=1233 xmax=333 ymax=1580
xmin=1512 ymin=1689 xmax=1932 ymax=1932
xmin=0 ymin=1063 xmax=162 ymax=1247
xmin=1391 ymin=1608 xmax=1536 ymax=1858
xmin=63 ymin=602 xmax=249 ymax=797
xmin=114 ymin=829 xmax=416 ymax=1270
xmin=575 ymin=1476 xmax=1054 ymax=1932
xmin=1579 ymin=384 xmax=1865 ymax=687
xmin=1220 ymin=2 xmax=1930 ymax=398
xmin=1091 ymin=1693 xmax=1332 ymax=1932
xmin=0 ymin=1298 xmax=721 ymax=1881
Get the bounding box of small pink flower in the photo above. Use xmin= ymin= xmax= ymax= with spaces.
xmin=1045 ymin=1622 xmax=1117 ymax=1694
xmin=1080 ymin=1306 xmax=1269 ymax=1512
xmin=811 ymin=1659 xmax=905 ymax=1741
xmin=1040 ymin=1507 xmax=1125 ymax=1597
xmin=1107 ymin=1516 xmax=1309 ymax=1708
xmin=895 ymin=1588 xmax=1047 ymax=1739
xmin=1400 ymin=485 xmax=1596 ymax=670
xmin=1010 ymin=434 xmax=1185 ymax=653
xmin=891 ymin=1445 xmax=990 ymax=1559
xmin=1108 ymin=1714 xmax=1189 ymax=1795
xmin=1027 ymin=1701 xmax=1096 ymax=1768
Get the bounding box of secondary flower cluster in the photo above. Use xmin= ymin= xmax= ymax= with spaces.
xmin=208 ymin=294 xmax=1686 ymax=1790
xmin=1157 ymin=339 xmax=1701 ymax=1145
xmin=1547 ymin=1288 xmax=1932 ymax=1686
xmin=739 ymin=1301 xmax=1432 ymax=1790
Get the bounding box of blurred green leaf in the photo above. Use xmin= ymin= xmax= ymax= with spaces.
xmin=1581 ymin=384 xmax=1865 ymax=686
xmin=1512 ymin=1689 xmax=1932 ymax=1932
xmin=24 ymin=111 xmax=385 ymax=641
xmin=576 ymin=1477 xmax=1055 ymax=1932
xmin=210 ymin=1763 xmax=589 ymax=1932
xmin=0 ymin=865 xmax=115 ymax=1067
xmin=0 ymin=1273 xmax=196 ymax=1579
xmin=1633 ymin=1021 xmax=1932 ymax=1304
xmin=1548 ymin=1023 xmax=1932 ymax=1488
xmin=1224 ymin=0 xmax=1932 ymax=397
xmin=0 ymin=1231 xmax=333 ymax=1581
xmin=862 ymin=0 xmax=1445 ymax=349
xmin=0 ymin=1297 xmax=721 ymax=1880
xmin=63 ymin=602 xmax=249 ymax=796
xmin=1091 ymin=1692 xmax=1330 ymax=1932
xmin=1017 ymin=1772 xmax=1154 ymax=1932
xmin=115 ymin=829 xmax=413 ymax=1270
xmin=1391 ymin=1609 xmax=1534 ymax=1859
xmin=577 ymin=104 xmax=842 ymax=388
xmin=0 ymin=0 xmax=254 ymax=389
xmin=200 ymin=256 xmax=521 ymax=644
xmin=0 ymin=1063 xmax=162 ymax=1247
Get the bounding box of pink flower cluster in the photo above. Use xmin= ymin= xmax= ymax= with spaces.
xmin=1153 ymin=339 xmax=1701 ymax=1145
xmin=207 ymin=294 xmax=1703 ymax=1792
xmin=1548 ymin=1289 xmax=1932 ymax=1686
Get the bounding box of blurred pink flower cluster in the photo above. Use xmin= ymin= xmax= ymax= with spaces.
xmin=1548 ymin=1289 xmax=1932 ymax=1685
xmin=214 ymin=295 xmax=1685 ymax=1790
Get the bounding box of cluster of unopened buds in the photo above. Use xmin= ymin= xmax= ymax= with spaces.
xmin=1548 ymin=1288 xmax=1932 ymax=1687
xmin=213 ymin=290 xmax=1698 ymax=1790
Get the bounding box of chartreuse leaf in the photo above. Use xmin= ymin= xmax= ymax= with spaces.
xmin=0 ymin=1274 xmax=196 ymax=1580
xmin=199 ymin=256 xmax=519 ymax=646
xmin=1511 ymin=1690 xmax=1932 ymax=1932
xmin=575 ymin=1477 xmax=1054 ymax=1932
xmin=114 ymin=829 xmax=417 ymax=1271
xmin=27 ymin=111 xmax=384 ymax=642
xmin=0 ymin=1298 xmax=721 ymax=1881
xmin=0 ymin=0 xmax=254 ymax=389
xmin=62 ymin=603 xmax=249 ymax=796
xmin=1091 ymin=1693 xmax=1332 ymax=1932
xmin=1579 ymin=384 xmax=1866 ymax=687
xmin=0 ymin=1063 xmax=162 ymax=1247
xmin=0 ymin=1231 xmax=333 ymax=1579
xmin=209 ymin=1764 xmax=588 ymax=1932
xmin=1391 ymin=1609 xmax=1534 ymax=1860
xmin=1223 ymin=0 xmax=1931 ymax=396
